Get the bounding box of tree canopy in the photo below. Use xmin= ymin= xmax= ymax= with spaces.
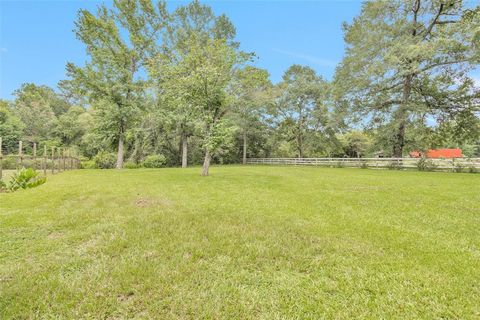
xmin=1 ymin=0 xmax=479 ymax=173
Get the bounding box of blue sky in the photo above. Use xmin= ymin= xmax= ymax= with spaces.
xmin=0 ymin=0 xmax=363 ymax=100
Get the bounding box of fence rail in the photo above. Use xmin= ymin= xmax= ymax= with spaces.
xmin=0 ymin=138 xmax=80 ymax=180
xmin=246 ymin=157 xmax=480 ymax=171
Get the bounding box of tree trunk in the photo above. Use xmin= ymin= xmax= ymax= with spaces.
xmin=393 ymin=116 xmax=406 ymax=158
xmin=242 ymin=132 xmax=247 ymax=165
xmin=181 ymin=133 xmax=188 ymax=168
xmin=201 ymin=149 xmax=211 ymax=176
xmin=116 ymin=134 xmax=124 ymax=169
xmin=297 ymin=134 xmax=304 ymax=158
xmin=393 ymin=4 xmax=419 ymax=158
xmin=393 ymin=74 xmax=412 ymax=158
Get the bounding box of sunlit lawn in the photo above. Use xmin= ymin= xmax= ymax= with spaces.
xmin=1 ymin=166 xmax=479 ymax=318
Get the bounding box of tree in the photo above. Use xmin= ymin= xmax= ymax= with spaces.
xmin=0 ymin=100 xmax=25 ymax=154
xmin=339 ymin=130 xmax=372 ymax=158
xmin=150 ymin=0 xmax=238 ymax=168
xmin=271 ymin=65 xmax=328 ymax=158
xmin=11 ymin=83 xmax=63 ymax=143
xmin=149 ymin=0 xmax=248 ymax=175
xmin=231 ymin=66 xmax=271 ymax=164
xmin=334 ymin=0 xmax=480 ymax=157
xmin=65 ymin=0 xmax=168 ymax=168
xmin=54 ymin=106 xmax=92 ymax=146
xmin=154 ymin=34 xmax=248 ymax=175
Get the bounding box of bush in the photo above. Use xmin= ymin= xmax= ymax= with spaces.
xmin=142 ymin=154 xmax=166 ymax=168
xmin=360 ymin=161 xmax=368 ymax=169
xmin=468 ymin=166 xmax=478 ymax=174
xmin=81 ymin=160 xmax=97 ymax=169
xmin=453 ymin=163 xmax=464 ymax=173
xmin=5 ymin=168 xmax=46 ymax=192
xmin=94 ymin=152 xmax=117 ymax=169
xmin=387 ymin=161 xmax=402 ymax=170
xmin=124 ymin=161 xmax=141 ymax=169
xmin=2 ymin=156 xmax=17 ymax=170
xmin=335 ymin=161 xmax=345 ymax=168
xmin=416 ymin=158 xmax=437 ymax=172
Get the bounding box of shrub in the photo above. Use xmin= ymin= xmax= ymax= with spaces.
xmin=360 ymin=161 xmax=368 ymax=169
xmin=386 ymin=161 xmax=402 ymax=170
xmin=453 ymin=163 xmax=464 ymax=173
xmin=94 ymin=152 xmax=117 ymax=169
xmin=335 ymin=161 xmax=345 ymax=168
xmin=142 ymin=154 xmax=166 ymax=168
xmin=416 ymin=158 xmax=437 ymax=172
xmin=6 ymin=168 xmax=46 ymax=192
xmin=81 ymin=160 xmax=97 ymax=169
xmin=124 ymin=161 xmax=141 ymax=169
xmin=2 ymin=156 xmax=17 ymax=170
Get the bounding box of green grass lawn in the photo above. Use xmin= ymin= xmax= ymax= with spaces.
xmin=1 ymin=166 xmax=479 ymax=318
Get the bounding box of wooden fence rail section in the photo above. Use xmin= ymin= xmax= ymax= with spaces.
xmin=246 ymin=157 xmax=480 ymax=171
xmin=0 ymin=139 xmax=80 ymax=178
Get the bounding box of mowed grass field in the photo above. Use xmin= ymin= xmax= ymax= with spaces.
xmin=1 ymin=166 xmax=479 ymax=319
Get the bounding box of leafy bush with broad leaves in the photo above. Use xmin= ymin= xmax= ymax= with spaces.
xmin=3 ymin=168 xmax=46 ymax=192
xmin=94 ymin=151 xmax=117 ymax=169
xmin=142 ymin=155 xmax=166 ymax=168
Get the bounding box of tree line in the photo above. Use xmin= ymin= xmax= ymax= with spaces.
xmin=1 ymin=0 xmax=479 ymax=175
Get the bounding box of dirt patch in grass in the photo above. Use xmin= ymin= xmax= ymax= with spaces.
xmin=134 ymin=197 xmax=173 ymax=208
xmin=0 ymin=275 xmax=13 ymax=283
xmin=117 ymin=291 xmax=135 ymax=302
xmin=47 ymin=231 xmax=64 ymax=240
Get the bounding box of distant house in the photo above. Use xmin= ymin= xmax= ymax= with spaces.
xmin=409 ymin=148 xmax=463 ymax=159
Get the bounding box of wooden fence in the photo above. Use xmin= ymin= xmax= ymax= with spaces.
xmin=246 ymin=157 xmax=480 ymax=172
xmin=0 ymin=138 xmax=80 ymax=180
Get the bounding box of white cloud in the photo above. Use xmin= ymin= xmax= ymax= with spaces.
xmin=272 ymin=48 xmax=337 ymax=68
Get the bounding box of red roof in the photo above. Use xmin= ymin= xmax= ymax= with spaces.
xmin=410 ymin=148 xmax=463 ymax=159
xmin=426 ymin=148 xmax=462 ymax=158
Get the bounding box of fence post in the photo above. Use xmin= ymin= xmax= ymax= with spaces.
xmin=57 ymin=148 xmax=60 ymax=172
xmin=33 ymin=142 xmax=37 ymax=170
xmin=43 ymin=145 xmax=47 ymax=176
xmin=58 ymin=148 xmax=62 ymax=172
xmin=0 ymin=137 xmax=2 ymax=180
xmin=18 ymin=140 xmax=23 ymax=169
xmin=62 ymin=148 xmax=66 ymax=171
xmin=62 ymin=148 xmax=65 ymax=171
xmin=51 ymin=147 xmax=55 ymax=174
